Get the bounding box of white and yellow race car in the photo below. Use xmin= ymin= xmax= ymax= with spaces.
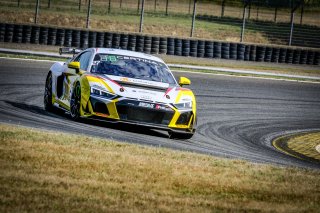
xmin=44 ymin=48 xmax=196 ymax=139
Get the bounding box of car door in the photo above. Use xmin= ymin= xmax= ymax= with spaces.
xmin=60 ymin=50 xmax=93 ymax=107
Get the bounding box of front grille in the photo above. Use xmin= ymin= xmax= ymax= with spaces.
xmin=176 ymin=112 xmax=192 ymax=125
xmin=116 ymin=103 xmax=174 ymax=126
xmin=90 ymin=97 xmax=109 ymax=115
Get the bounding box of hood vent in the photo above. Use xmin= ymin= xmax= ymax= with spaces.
xmin=116 ymin=81 xmax=168 ymax=93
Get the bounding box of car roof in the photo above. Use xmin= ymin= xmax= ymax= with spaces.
xmin=88 ymin=48 xmax=165 ymax=63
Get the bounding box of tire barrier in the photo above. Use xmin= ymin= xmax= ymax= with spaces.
xmin=89 ymin=31 xmax=97 ymax=48
xmin=0 ymin=23 xmax=5 ymax=42
xmin=307 ymin=51 xmax=315 ymax=65
xmin=182 ymin=39 xmax=190 ymax=57
xmin=264 ymin=46 xmax=272 ymax=62
xmin=30 ymin=26 xmax=40 ymax=44
xmin=4 ymin=24 xmax=14 ymax=43
xmin=174 ymin=38 xmax=182 ymax=56
xmin=314 ymin=52 xmax=320 ymax=65
xmin=244 ymin=45 xmax=250 ymax=61
xmin=64 ymin=29 xmax=72 ymax=47
xmin=39 ymin=27 xmax=48 ymax=45
xmin=292 ymin=49 xmax=301 ymax=64
xmin=144 ymin=36 xmax=152 ymax=54
xmin=104 ymin=32 xmax=112 ymax=48
xmin=278 ymin=48 xmax=287 ymax=63
xmin=127 ymin=34 xmax=136 ymax=51
xmin=189 ymin=40 xmax=197 ymax=57
xmin=256 ymin=46 xmax=266 ymax=62
xmin=22 ymin=25 xmax=32 ymax=44
xmin=159 ymin=37 xmax=167 ymax=54
xmin=205 ymin=41 xmax=213 ymax=58
xmin=221 ymin=42 xmax=230 ymax=59
xmin=229 ymin=43 xmax=237 ymax=60
xmin=151 ymin=37 xmax=160 ymax=54
xmin=299 ymin=50 xmax=308 ymax=65
xmin=13 ymin=25 xmax=23 ymax=43
xmin=237 ymin=43 xmax=245 ymax=60
xmin=80 ymin=31 xmax=89 ymax=49
xmin=120 ymin=34 xmax=128 ymax=50
xmin=71 ymin=30 xmax=80 ymax=48
xmin=112 ymin=33 xmax=120 ymax=49
xmin=1 ymin=22 xmax=319 ymax=65
xmin=167 ymin=37 xmax=174 ymax=55
xmin=213 ymin=42 xmax=221 ymax=59
xmin=249 ymin=45 xmax=256 ymax=61
xmin=197 ymin=40 xmax=205 ymax=58
xmin=271 ymin=47 xmax=280 ymax=63
xmin=55 ymin=28 xmax=64 ymax=46
xmin=286 ymin=49 xmax=294 ymax=64
xmin=96 ymin=32 xmax=105 ymax=48
xmin=136 ymin=35 xmax=144 ymax=52
xmin=47 ymin=28 xmax=57 ymax=46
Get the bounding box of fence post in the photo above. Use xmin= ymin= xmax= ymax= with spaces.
xmin=86 ymin=0 xmax=92 ymax=28
xmin=165 ymin=0 xmax=169 ymax=16
xmin=48 ymin=0 xmax=51 ymax=8
xmin=35 ymin=0 xmax=40 ymax=24
xmin=240 ymin=3 xmax=248 ymax=42
xmin=221 ymin=0 xmax=225 ymax=17
xmin=79 ymin=0 xmax=81 ymax=11
xmin=108 ymin=0 xmax=111 ymax=13
xmin=137 ymin=0 xmax=140 ymax=14
xmin=139 ymin=0 xmax=145 ymax=33
xmin=289 ymin=11 xmax=294 ymax=46
xmin=190 ymin=0 xmax=197 ymax=37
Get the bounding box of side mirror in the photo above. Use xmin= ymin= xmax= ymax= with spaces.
xmin=179 ymin=77 xmax=191 ymax=86
xmin=68 ymin=61 xmax=80 ymax=73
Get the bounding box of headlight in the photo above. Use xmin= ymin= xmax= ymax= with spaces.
xmin=174 ymin=101 xmax=192 ymax=110
xmin=91 ymin=87 xmax=117 ymax=100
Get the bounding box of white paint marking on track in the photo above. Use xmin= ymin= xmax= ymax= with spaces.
xmin=0 ymin=56 xmax=62 ymax=63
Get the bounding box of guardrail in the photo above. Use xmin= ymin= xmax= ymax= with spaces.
xmin=0 ymin=23 xmax=319 ymax=65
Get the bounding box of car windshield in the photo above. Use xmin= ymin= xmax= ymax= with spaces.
xmin=91 ymin=54 xmax=177 ymax=85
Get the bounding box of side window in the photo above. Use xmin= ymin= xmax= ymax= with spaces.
xmin=74 ymin=51 xmax=92 ymax=71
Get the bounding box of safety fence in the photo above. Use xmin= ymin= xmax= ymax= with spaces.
xmin=0 ymin=23 xmax=319 ymax=65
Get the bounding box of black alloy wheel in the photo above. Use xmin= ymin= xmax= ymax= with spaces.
xmin=44 ymin=72 xmax=53 ymax=111
xmin=70 ymin=82 xmax=81 ymax=120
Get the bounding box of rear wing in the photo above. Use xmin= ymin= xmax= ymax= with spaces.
xmin=59 ymin=47 xmax=82 ymax=56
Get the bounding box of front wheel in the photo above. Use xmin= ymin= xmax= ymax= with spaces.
xmin=70 ymin=82 xmax=81 ymax=121
xmin=44 ymin=72 xmax=54 ymax=111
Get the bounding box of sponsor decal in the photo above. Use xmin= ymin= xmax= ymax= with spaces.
xmin=137 ymin=102 xmax=171 ymax=111
xmin=120 ymin=77 xmax=129 ymax=82
xmin=138 ymin=102 xmax=155 ymax=108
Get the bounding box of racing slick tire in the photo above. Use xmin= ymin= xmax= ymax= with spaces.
xmin=44 ymin=72 xmax=54 ymax=112
xmin=70 ymin=82 xmax=81 ymax=121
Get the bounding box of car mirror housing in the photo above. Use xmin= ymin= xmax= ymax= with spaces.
xmin=68 ymin=61 xmax=80 ymax=73
xmin=179 ymin=77 xmax=191 ymax=86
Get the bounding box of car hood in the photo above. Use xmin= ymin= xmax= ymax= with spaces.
xmin=87 ymin=74 xmax=191 ymax=104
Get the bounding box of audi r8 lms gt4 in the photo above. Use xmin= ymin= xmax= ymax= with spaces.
xmin=44 ymin=48 xmax=196 ymax=139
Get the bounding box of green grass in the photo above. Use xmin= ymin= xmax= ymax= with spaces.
xmin=1 ymin=124 xmax=320 ymax=212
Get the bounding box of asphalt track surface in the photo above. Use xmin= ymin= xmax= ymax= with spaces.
xmin=1 ymin=58 xmax=320 ymax=169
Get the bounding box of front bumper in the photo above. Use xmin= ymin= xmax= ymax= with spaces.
xmin=84 ymin=96 xmax=195 ymax=132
